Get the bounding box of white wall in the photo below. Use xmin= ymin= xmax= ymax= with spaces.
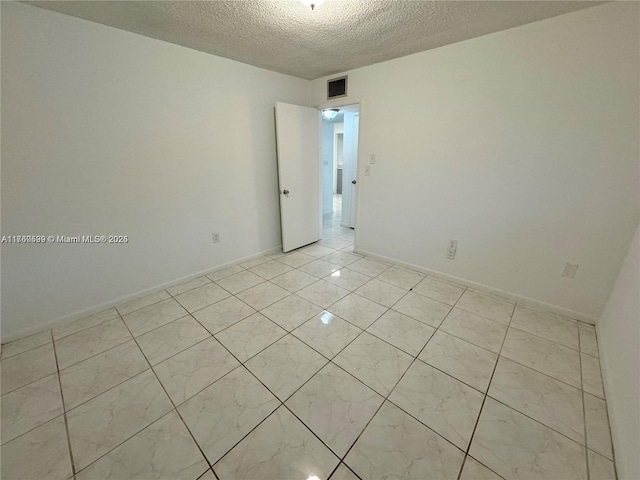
xmin=1 ymin=2 xmax=309 ymax=339
xmin=598 ymin=225 xmax=640 ymax=480
xmin=311 ymin=2 xmax=639 ymax=320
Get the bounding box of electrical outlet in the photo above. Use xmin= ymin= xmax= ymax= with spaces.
xmin=364 ymin=166 xmax=371 ymax=176
xmin=212 ymin=233 xmax=220 ymax=244
xmin=446 ymin=239 xmax=457 ymax=260
xmin=561 ymin=263 xmax=578 ymax=278
xmin=369 ymin=153 xmax=376 ymax=164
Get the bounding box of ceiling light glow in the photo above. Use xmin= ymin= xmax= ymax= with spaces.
xmin=322 ymin=108 xmax=339 ymax=120
xmin=300 ymin=0 xmax=326 ymax=10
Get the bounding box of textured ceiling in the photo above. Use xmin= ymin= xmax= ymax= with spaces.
xmin=25 ymin=1 xmax=601 ymax=80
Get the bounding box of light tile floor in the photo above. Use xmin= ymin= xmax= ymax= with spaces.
xmin=1 ymin=222 xmax=616 ymax=480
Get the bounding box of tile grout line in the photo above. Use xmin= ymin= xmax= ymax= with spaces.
xmin=50 ymin=328 xmax=78 ymax=479
xmin=455 ymin=292 xmax=514 ymax=480
xmin=578 ymin=328 xmax=591 ymax=480
xmin=111 ymin=311 xmax=215 ymax=480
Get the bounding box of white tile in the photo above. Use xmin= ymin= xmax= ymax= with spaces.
xmin=261 ymin=295 xmax=322 ymax=331
xmin=327 ymin=293 xmax=388 ymax=329
xmin=392 ymin=292 xmax=451 ymax=327
xmin=192 ymin=296 xmax=255 ymax=335
xmin=166 ymin=276 xmax=212 ymax=297
xmin=239 ymin=255 xmax=271 ymax=269
xmin=154 ymin=337 xmax=239 ymax=405
xmin=214 ymin=406 xmax=339 ymax=480
xmin=456 ymin=290 xmax=514 ymax=324
xmin=324 ymin=268 xmax=371 ymax=291
xmin=376 ymin=267 xmax=424 ymax=290
xmin=248 ymin=260 xmax=293 ymax=280
xmin=470 ymin=398 xmax=587 ymax=480
xmin=348 ymin=258 xmax=391 ymax=277
xmin=246 ymin=335 xmax=327 ymax=401
xmin=53 ymin=308 xmax=120 ymax=340
xmin=355 ymin=279 xmax=406 ymax=308
xmin=1 ymin=330 xmax=52 ymax=359
xmin=76 ymin=411 xmax=208 ymax=480
xmin=413 ymin=277 xmax=465 ymax=306
xmin=276 ymin=251 xmax=315 ymax=268
xmin=366 ymin=310 xmax=435 ymax=356
xmin=60 ymin=340 xmax=148 ymax=410
xmin=330 ymin=464 xmax=361 ymax=480
xmin=439 ymin=308 xmax=508 ymax=353
xmin=293 ymin=311 xmax=361 ymax=359
xmin=511 ymin=304 xmax=579 ymax=350
xmin=297 ymin=279 xmax=350 ymax=308
xmin=1 ymin=343 xmax=57 ymax=394
xmin=501 ymin=328 xmax=581 ymax=388
xmin=419 ymin=331 xmax=498 ymax=392
xmin=488 ymin=357 xmax=584 ymax=444
xmin=214 ymin=270 xmax=264 ymax=294
xmin=298 ymin=259 xmax=340 ymax=278
xmin=319 ymin=237 xmax=352 ymax=251
xmin=345 ymin=401 xmax=464 ymax=480
xmin=270 ymin=269 xmax=318 ymax=293
xmin=55 ymin=318 xmax=133 ymax=370
xmin=581 ymin=353 xmax=605 ymax=399
xmin=584 ymin=393 xmax=613 ymax=460
xmin=300 ymin=243 xmax=336 ymax=258
xmin=390 ymin=361 xmax=484 ymax=449
xmin=334 ymin=332 xmax=413 ymax=396
xmin=460 ymin=457 xmax=503 ymax=480
xmin=174 ymin=283 xmax=231 ymax=313
xmin=579 ymin=323 xmax=599 ymax=357
xmin=235 ymin=282 xmax=290 ymax=311
xmin=1 ymin=374 xmax=64 ymax=444
xmin=122 ymin=299 xmax=188 ymax=337
xmin=136 ymin=316 xmax=210 ymax=365
xmin=322 ymin=251 xmax=362 ymax=268
xmin=178 ymin=367 xmax=279 ymax=465
xmin=67 ymin=370 xmax=173 ymax=471
xmin=0 ymin=416 xmax=72 ymax=480
xmin=117 ymin=291 xmax=171 ymax=316
xmin=287 ymin=363 xmax=384 ymax=457
xmin=587 ymin=449 xmax=616 ymax=480
xmin=206 ymin=264 xmax=244 ymax=281
xmin=215 ymin=313 xmax=286 ymax=362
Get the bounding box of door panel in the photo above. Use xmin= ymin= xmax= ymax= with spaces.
xmin=275 ymin=102 xmax=320 ymax=252
xmin=341 ymin=112 xmax=359 ymax=229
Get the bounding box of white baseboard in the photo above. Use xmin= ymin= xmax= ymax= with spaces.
xmin=1 ymin=245 xmax=283 ymax=344
xmin=355 ymin=248 xmax=598 ymax=325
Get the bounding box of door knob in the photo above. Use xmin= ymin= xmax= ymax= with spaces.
xmin=283 ymin=189 xmax=290 ymax=195
xmin=351 ymin=180 xmax=357 ymax=185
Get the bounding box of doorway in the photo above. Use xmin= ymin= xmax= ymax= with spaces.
xmin=321 ymin=104 xmax=359 ymax=233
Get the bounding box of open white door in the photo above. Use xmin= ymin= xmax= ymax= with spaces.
xmin=341 ymin=111 xmax=359 ymax=229
xmin=275 ymin=102 xmax=320 ymax=252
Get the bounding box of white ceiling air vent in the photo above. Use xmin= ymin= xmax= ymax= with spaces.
xmin=327 ymin=76 xmax=347 ymax=100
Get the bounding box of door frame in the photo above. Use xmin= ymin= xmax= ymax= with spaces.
xmin=317 ymin=98 xmax=364 ymax=250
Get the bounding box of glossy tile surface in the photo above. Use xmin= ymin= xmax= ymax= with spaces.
xmin=420 ymin=330 xmax=498 ymax=392
xmin=178 ymin=367 xmax=279 ymax=465
xmin=345 ymin=401 xmax=464 ymax=480
xmin=470 ymin=398 xmax=587 ymax=480
xmin=390 ymin=361 xmax=484 ymax=449
xmin=2 ymin=246 xmax=615 ymax=479
xmin=215 ymin=312 xmax=286 ymax=362
xmin=286 ymin=363 xmax=384 ymax=456
xmin=293 ymin=311 xmax=361 ymax=359
xmin=501 ymin=328 xmax=581 ymax=388
xmin=334 ymin=332 xmax=413 ymax=396
xmin=215 ymin=406 xmax=339 ymax=480
xmin=245 ymin=334 xmax=327 ymax=400
xmin=366 ymin=309 xmax=435 ymax=356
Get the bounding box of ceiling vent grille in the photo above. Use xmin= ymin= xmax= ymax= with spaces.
xmin=327 ymin=76 xmax=348 ymax=100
